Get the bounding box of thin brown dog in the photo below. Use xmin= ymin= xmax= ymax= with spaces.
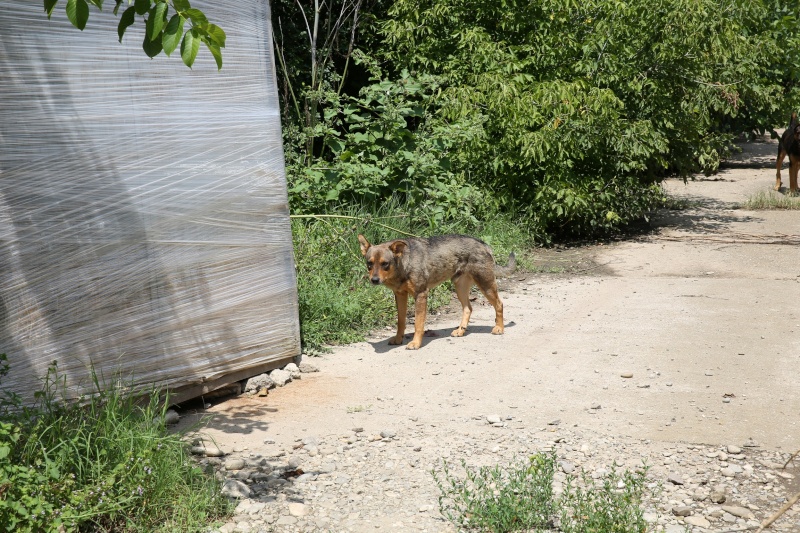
xmin=358 ymin=234 xmax=516 ymax=350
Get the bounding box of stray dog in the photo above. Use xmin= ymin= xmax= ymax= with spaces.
xmin=358 ymin=234 xmax=516 ymax=350
xmin=776 ymin=112 xmax=800 ymax=194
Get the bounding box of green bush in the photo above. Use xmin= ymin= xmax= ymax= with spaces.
xmin=0 ymin=355 xmax=230 ymax=533
xmin=379 ymin=0 xmax=799 ymax=237
xmin=286 ymin=54 xmax=488 ymax=228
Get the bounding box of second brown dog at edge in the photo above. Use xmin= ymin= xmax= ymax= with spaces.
xmin=358 ymin=233 xmax=516 ymax=350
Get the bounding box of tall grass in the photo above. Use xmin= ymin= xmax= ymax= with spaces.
xmin=0 ymin=356 xmax=231 ymax=533
xmin=291 ymin=200 xmax=533 ymax=351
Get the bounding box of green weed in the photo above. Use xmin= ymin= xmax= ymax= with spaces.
xmin=558 ymin=465 xmax=654 ymax=533
xmin=432 ymin=453 xmax=556 ymax=532
xmin=0 ymin=355 xmax=231 ymax=533
xmin=432 ymin=452 xmax=658 ymax=533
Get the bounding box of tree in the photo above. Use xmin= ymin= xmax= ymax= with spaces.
xmin=43 ymin=0 xmax=225 ymax=69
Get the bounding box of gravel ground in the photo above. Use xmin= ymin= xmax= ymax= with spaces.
xmin=177 ymin=135 xmax=800 ymax=533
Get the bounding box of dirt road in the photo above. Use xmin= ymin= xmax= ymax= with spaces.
xmin=194 ymin=135 xmax=800 ymax=532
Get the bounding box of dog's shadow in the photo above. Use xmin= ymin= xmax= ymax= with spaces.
xmin=367 ymin=321 xmax=516 ymax=353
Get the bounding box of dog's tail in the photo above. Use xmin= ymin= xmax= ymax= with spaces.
xmin=791 ymin=112 xmax=798 ymax=127
xmin=495 ymin=252 xmax=517 ymax=278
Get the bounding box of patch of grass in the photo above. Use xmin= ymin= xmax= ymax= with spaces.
xmin=292 ymin=199 xmax=536 ymax=351
xmin=0 ymin=356 xmax=231 ymax=533
xmin=744 ymin=190 xmax=800 ymax=210
xmin=432 ymin=453 xmax=556 ymax=532
xmin=432 ymin=452 xmax=658 ymax=533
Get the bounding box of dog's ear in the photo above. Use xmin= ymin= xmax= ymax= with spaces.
xmin=357 ymin=234 xmax=371 ymax=256
xmin=388 ymin=240 xmax=408 ymax=256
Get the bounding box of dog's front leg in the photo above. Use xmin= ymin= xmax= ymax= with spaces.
xmin=406 ymin=290 xmax=428 ymax=350
xmin=776 ymin=149 xmax=786 ymax=191
xmin=389 ymin=290 xmax=407 ymax=345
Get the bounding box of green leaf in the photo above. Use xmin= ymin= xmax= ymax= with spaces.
xmin=180 ymin=28 xmax=200 ymax=68
xmin=162 ymin=14 xmax=184 ymax=56
xmin=203 ymin=23 xmax=226 ymax=47
xmin=173 ymin=0 xmax=191 ymax=10
xmin=325 ymin=189 xmax=340 ymax=201
xmin=113 ymin=0 xmax=122 ymax=15
xmin=142 ymin=30 xmax=163 ymax=57
xmin=66 ymin=0 xmax=89 ymax=30
xmin=44 ymin=0 xmax=59 ymax=17
xmin=150 ymin=1 xmax=168 ymax=39
xmin=145 ymin=3 xmax=168 ymax=42
xmin=87 ymin=0 xmax=103 ymax=8
xmin=118 ymin=6 xmax=135 ymax=42
xmin=184 ymin=8 xmax=208 ymax=26
xmin=203 ymin=39 xmax=222 ymax=70
xmin=134 ymin=0 xmax=151 ymax=16
xmin=326 ymin=138 xmax=345 ymax=154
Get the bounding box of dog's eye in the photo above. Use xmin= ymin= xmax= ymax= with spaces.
xmin=381 ymin=261 xmax=390 ymax=270
xmin=367 ymin=262 xmax=373 ymax=269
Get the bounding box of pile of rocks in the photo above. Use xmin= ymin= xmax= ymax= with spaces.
xmin=243 ymin=362 xmax=320 ymax=396
xmin=191 ymin=418 xmax=799 ymax=533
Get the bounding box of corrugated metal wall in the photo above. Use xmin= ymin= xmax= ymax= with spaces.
xmin=0 ymin=1 xmax=300 ymax=403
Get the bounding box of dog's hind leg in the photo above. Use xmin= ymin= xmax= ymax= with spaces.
xmin=451 ymin=275 xmax=474 ymax=337
xmin=475 ymin=275 xmax=504 ymax=335
xmin=777 ymin=147 xmax=787 ymax=190
xmin=390 ymin=290 xmax=408 ymax=345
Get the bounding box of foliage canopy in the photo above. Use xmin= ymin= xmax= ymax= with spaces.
xmin=279 ymin=0 xmax=800 ymax=239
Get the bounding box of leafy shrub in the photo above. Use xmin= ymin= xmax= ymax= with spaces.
xmin=286 ymin=54 xmax=487 ymax=228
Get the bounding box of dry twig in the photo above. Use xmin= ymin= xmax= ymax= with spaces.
xmin=781 ymin=448 xmax=800 ymax=470
xmin=755 ymin=491 xmax=800 ymax=532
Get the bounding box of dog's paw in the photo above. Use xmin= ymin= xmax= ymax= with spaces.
xmin=450 ymin=328 xmax=466 ymax=337
xmin=388 ymin=336 xmax=404 ymax=346
xmin=491 ymin=326 xmax=504 ymax=335
xmin=405 ymin=341 xmax=421 ymax=350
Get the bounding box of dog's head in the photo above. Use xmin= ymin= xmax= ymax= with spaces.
xmin=358 ymin=234 xmax=407 ymax=286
